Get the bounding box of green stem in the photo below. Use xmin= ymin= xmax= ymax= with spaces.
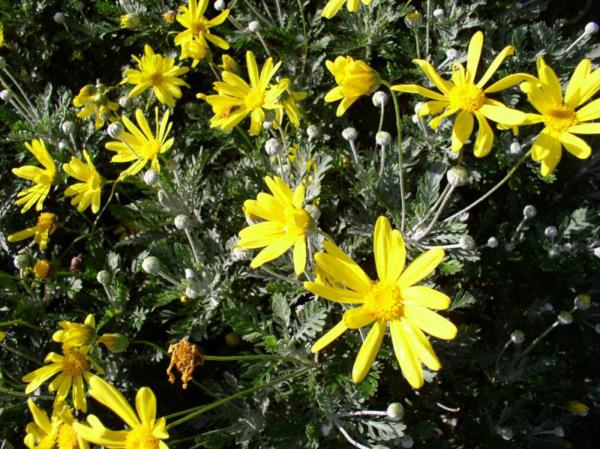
xmin=131 ymin=339 xmax=168 ymax=354
xmin=235 ymin=126 xmax=255 ymax=155
xmin=93 ymin=180 xmax=120 ymax=230
xmin=1 ymin=343 xmax=42 ymax=364
xmin=0 ymin=385 xmax=29 ymax=398
xmin=0 ymin=319 xmax=45 ymax=332
xmin=296 ymin=0 xmax=308 ymax=74
xmin=442 ymin=150 xmax=531 ymax=223
xmin=165 ymin=367 xmax=311 ymax=429
xmin=425 ymin=0 xmax=432 ymax=60
xmin=382 ymin=81 xmax=406 ymax=231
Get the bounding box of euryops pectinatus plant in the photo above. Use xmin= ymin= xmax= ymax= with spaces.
xmin=1 ymin=1 xmax=599 ymax=448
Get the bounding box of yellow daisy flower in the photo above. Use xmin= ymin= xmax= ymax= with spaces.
xmin=105 ymin=108 xmax=174 ymax=178
xmin=22 ymin=347 xmax=100 ymax=412
xmin=122 ymin=45 xmax=190 ymax=107
xmin=7 ymin=212 xmax=58 ymax=251
xmin=63 ymin=150 xmax=103 ymax=214
xmin=324 ymin=55 xmax=380 ymax=117
xmin=392 ymin=31 xmax=533 ymax=156
xmin=175 ymin=0 xmax=230 ymax=50
xmin=237 ymin=176 xmax=312 ymax=275
xmin=33 ymin=259 xmax=51 ymax=279
xmin=12 ymin=139 xmax=56 ymax=213
xmin=305 ymin=216 xmax=457 ymax=387
xmin=203 ymin=51 xmax=288 ymax=135
xmin=73 ymin=84 xmax=119 ymax=130
xmin=520 ymin=58 xmax=600 ymax=176
xmin=53 ymin=314 xmax=97 ymax=352
xmin=73 ymin=376 xmax=169 ymax=449
xmin=179 ymin=36 xmax=209 ymax=67
xmin=25 ymin=400 xmax=90 ymax=449
xmin=322 ymin=0 xmax=372 ymax=19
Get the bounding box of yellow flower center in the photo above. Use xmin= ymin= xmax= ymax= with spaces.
xmin=244 ymin=90 xmax=265 ymax=110
xmin=62 ymin=351 xmax=89 ymax=376
xmin=145 ymin=139 xmax=163 ymax=158
xmin=190 ymin=18 xmax=208 ymax=35
xmin=57 ymin=423 xmax=79 ymax=449
xmin=37 ymin=434 xmax=57 ymax=449
xmin=449 ymin=83 xmax=486 ymax=113
xmin=148 ymin=71 xmax=164 ymax=86
xmin=125 ymin=426 xmax=160 ymax=449
xmin=283 ymin=207 xmax=310 ymax=237
xmin=37 ymin=213 xmax=57 ymax=231
xmin=545 ymin=104 xmax=577 ymax=133
xmin=363 ymin=281 xmax=404 ymax=321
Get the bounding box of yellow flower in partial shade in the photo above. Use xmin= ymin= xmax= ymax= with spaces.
xmin=305 ymin=216 xmax=457 ymax=387
xmin=105 ymin=108 xmax=174 ymax=178
xmin=73 ymin=84 xmax=119 ymax=130
xmin=12 ymin=139 xmax=56 ymax=213
xmin=33 ymin=259 xmax=51 ymax=279
xmin=122 ymin=45 xmax=189 ymax=107
xmin=22 ymin=347 xmax=100 ymax=412
xmin=275 ymin=80 xmax=307 ymax=128
xmin=175 ymin=0 xmax=230 ymax=51
xmin=163 ymin=10 xmax=176 ymax=24
xmin=324 ymin=55 xmax=380 ymax=116
xmin=520 ymin=58 xmax=600 ymax=176
xmin=392 ymin=31 xmax=534 ymax=156
xmin=180 ymin=36 xmax=209 ymax=68
xmin=219 ymin=54 xmax=240 ymax=74
xmin=63 ymin=150 xmax=103 ymax=214
xmin=120 ymin=13 xmax=140 ymax=29
xmin=237 ymin=176 xmax=312 ymax=275
xmin=24 ymin=400 xmax=90 ymax=449
xmin=7 ymin=212 xmax=58 ymax=251
xmin=203 ymin=51 xmax=288 ymax=135
xmin=53 ymin=314 xmax=97 ymax=352
xmin=322 ymin=0 xmax=372 ymax=19
xmin=73 ymin=376 xmax=169 ymax=449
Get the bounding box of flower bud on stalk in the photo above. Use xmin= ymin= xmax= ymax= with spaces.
xmin=142 ymin=256 xmax=160 ymax=274
xmin=96 ymin=270 xmax=112 ymax=285
xmin=447 ymin=166 xmax=468 ymax=187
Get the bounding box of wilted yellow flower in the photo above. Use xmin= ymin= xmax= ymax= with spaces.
xmin=237 ymin=176 xmax=312 ymax=275
xmin=105 ymin=108 xmax=174 ymax=178
xmin=122 ymin=45 xmax=189 ymax=107
xmin=53 ymin=315 xmax=97 ymax=352
xmin=120 ymin=13 xmax=140 ymax=29
xmin=324 ymin=55 xmax=380 ymax=116
xmin=12 ymin=139 xmax=56 ymax=213
xmin=393 ymin=31 xmax=533 ymax=156
xmin=73 ymin=376 xmax=169 ymax=449
xmin=63 ymin=150 xmax=103 ymax=214
xmin=73 ymin=84 xmax=119 ymax=130
xmin=175 ymin=0 xmax=230 ymax=51
xmin=167 ymin=337 xmax=204 ymax=389
xmin=22 ymin=347 xmax=100 ymax=412
xmin=520 ymin=58 xmax=600 ymax=176
xmin=8 ymin=212 xmax=58 ymax=251
xmin=322 ymin=0 xmax=372 ymax=19
xmin=24 ymin=400 xmax=90 ymax=449
xmin=33 ymin=259 xmax=51 ymax=279
xmin=203 ymin=51 xmax=288 ymax=135
xmin=305 ymin=216 xmax=457 ymax=387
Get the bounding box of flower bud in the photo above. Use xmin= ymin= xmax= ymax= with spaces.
xmin=53 ymin=12 xmax=65 ymax=24
xmin=142 ymin=256 xmax=160 ymax=274
xmin=446 ymin=166 xmax=469 ymax=187
xmin=320 ymin=422 xmax=333 ymax=437
xmin=14 ymin=254 xmax=31 ymax=269
xmin=107 ymin=122 xmax=124 ymax=139
xmin=372 ymin=91 xmax=388 ymax=107
xmin=544 ymin=226 xmax=558 ymax=238
xmin=120 ymin=13 xmax=140 ymax=29
xmin=96 ymin=270 xmax=112 ymax=285
xmin=342 ymin=127 xmax=358 ymax=141
xmin=487 ymin=237 xmax=499 ymax=248
xmin=563 ymin=242 xmax=573 ymax=252
xmin=445 ymin=48 xmax=458 ymax=60
xmin=553 ymin=426 xmax=565 ymax=438
xmin=574 ymin=294 xmax=591 ymax=311
xmin=248 ymin=20 xmax=260 ymax=32
xmin=386 ymin=402 xmax=405 ymax=420
xmin=97 ymin=333 xmax=129 ymax=353
xmin=411 ymin=114 xmax=419 ymax=124
xmin=0 ymin=89 xmax=12 ymax=101
xmin=504 ymin=242 xmax=515 ymax=252
xmin=144 ymin=169 xmax=159 ymax=186
xmin=523 ymin=205 xmax=537 ymax=219
xmin=585 ymin=22 xmax=599 ymax=35
xmin=414 ymin=102 xmax=425 ymax=115
xmin=404 ymin=10 xmax=422 ymax=28
xmin=265 ymin=138 xmax=280 ymax=155
xmin=595 ymin=324 xmax=600 ymax=334
xmin=557 ymin=311 xmax=573 ymax=325
xmin=214 ymin=0 xmax=226 ymax=11
xmin=174 ymin=214 xmax=190 ymax=230
xmin=510 ymin=330 xmax=525 ymax=344
xmin=61 ymin=120 xmax=75 ymax=135
xmin=306 ymin=125 xmax=319 ymax=139
xmin=459 ymin=235 xmax=475 ymax=250
xmin=509 ymin=139 xmax=522 ymax=155
xmin=433 ymin=8 xmax=444 ymax=19
xmin=263 ymin=120 xmax=273 ymax=130
xmin=496 ymin=426 xmax=513 ymax=441
xmin=163 ymin=10 xmax=176 ymax=23
xmin=375 ymin=131 xmax=391 ymax=146
xmin=118 ymin=96 xmax=130 ymax=108
xmin=225 ymin=331 xmax=240 ymax=346
xmin=566 ymin=400 xmax=589 ymax=417
xmin=548 ymin=245 xmax=560 ymax=258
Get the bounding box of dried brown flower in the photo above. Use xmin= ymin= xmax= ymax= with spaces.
xmin=167 ymin=337 xmax=204 ymax=389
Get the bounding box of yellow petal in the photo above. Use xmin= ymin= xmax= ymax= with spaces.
xmin=135 ymin=387 xmax=157 ymax=425
xmin=311 ymin=321 xmax=347 ymax=352
xmin=565 ymin=59 xmax=591 ymax=108
xmin=479 ymin=103 xmax=525 ymax=126
xmin=314 ymin=252 xmax=372 ymax=293
xmin=246 ymin=51 xmax=260 ymax=89
xmin=531 ymin=129 xmax=557 ymax=161
xmin=343 ymin=307 xmax=376 ymax=329
xmin=538 ymin=58 xmax=563 ymax=104
xmin=451 ymin=111 xmax=474 ymax=152
xmin=402 ymin=286 xmax=451 ymax=309
xmin=484 ymin=73 xmax=538 ymax=94
xmin=559 ymin=132 xmax=591 ymax=159
xmin=88 ymin=375 xmax=139 ymax=428
xmin=466 ymin=31 xmax=484 ymax=83
xmin=293 ymin=236 xmax=307 ymax=275
xmin=405 ymin=306 xmax=457 ymax=340
xmin=303 ymin=281 xmax=365 ymax=304
xmin=398 ymin=247 xmax=444 ymax=289
xmin=473 ymin=111 xmax=494 ymax=157
xmin=476 ymin=45 xmax=514 ymax=88
xmin=412 ymin=60 xmax=452 ymax=95
xmin=576 ymin=97 xmax=600 ymax=122
xmin=390 ymin=320 xmax=424 ymax=388
xmin=391 ymin=84 xmax=447 ymax=101
xmin=238 ymin=221 xmax=285 ymax=249
xmin=352 ymin=321 xmax=386 ymax=383
xmin=402 ymin=318 xmax=441 ymax=371
xmin=568 ymin=122 xmax=600 ymax=134
xmin=249 ymin=236 xmax=294 ymax=268
xmin=540 ymin=147 xmax=562 ymax=177
xmin=373 ymin=216 xmax=392 ymax=282
xmin=321 ymin=0 xmax=346 ymax=19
